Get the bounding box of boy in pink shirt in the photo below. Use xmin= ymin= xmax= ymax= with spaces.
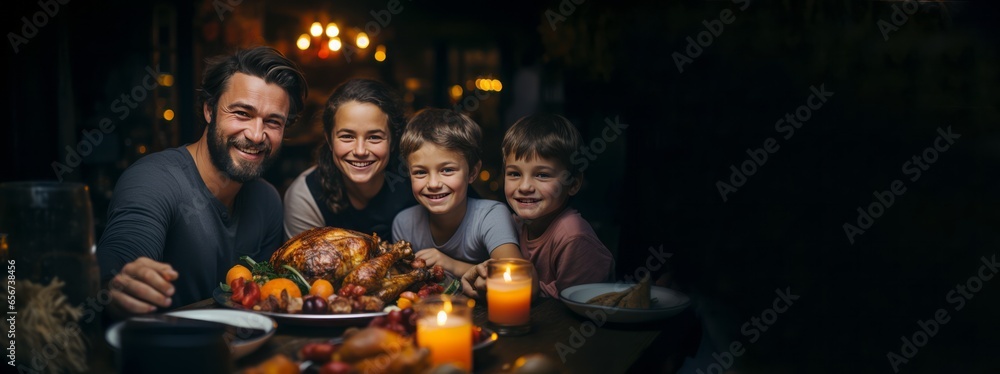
xmin=462 ymin=114 xmax=614 ymax=298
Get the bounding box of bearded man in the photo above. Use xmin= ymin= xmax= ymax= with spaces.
xmin=96 ymin=47 xmax=307 ymax=316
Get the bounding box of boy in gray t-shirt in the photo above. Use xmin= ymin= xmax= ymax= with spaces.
xmin=392 ymin=109 xmax=522 ymax=277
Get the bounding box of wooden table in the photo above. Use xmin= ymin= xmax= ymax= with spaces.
xmin=177 ymin=296 xmax=700 ymax=373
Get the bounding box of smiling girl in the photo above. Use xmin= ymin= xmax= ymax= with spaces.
xmin=283 ymin=79 xmax=416 ymax=241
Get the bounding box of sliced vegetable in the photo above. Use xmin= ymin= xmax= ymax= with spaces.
xmin=441 ymin=278 xmax=461 ymax=295
xmin=231 ymin=278 xmax=246 ymax=302
xmin=241 ymin=281 xmax=261 ymax=309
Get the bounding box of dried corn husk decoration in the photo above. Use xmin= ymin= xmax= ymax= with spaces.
xmin=14 ymin=278 xmax=87 ymax=374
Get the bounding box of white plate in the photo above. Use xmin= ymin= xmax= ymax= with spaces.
xmin=105 ymin=309 xmax=277 ymax=359
xmin=559 ymin=283 xmax=691 ymax=323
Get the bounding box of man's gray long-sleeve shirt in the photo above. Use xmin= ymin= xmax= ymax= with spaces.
xmin=96 ymin=147 xmax=283 ymax=308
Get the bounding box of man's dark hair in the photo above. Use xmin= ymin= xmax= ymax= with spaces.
xmin=199 ymin=46 xmax=308 ymax=126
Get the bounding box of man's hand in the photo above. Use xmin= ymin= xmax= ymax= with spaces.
xmin=460 ymin=260 xmax=491 ymax=300
xmin=109 ymin=257 xmax=178 ymax=315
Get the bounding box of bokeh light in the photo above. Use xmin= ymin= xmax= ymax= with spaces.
xmin=356 ymin=32 xmax=370 ymax=49
xmin=405 ymin=78 xmax=421 ymax=92
xmin=296 ymin=34 xmax=311 ymax=50
xmin=450 ymin=85 xmax=463 ymax=100
xmin=158 ymin=74 xmax=174 ymax=87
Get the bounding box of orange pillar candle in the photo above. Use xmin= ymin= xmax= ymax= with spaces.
xmin=487 ymin=259 xmax=533 ymax=335
xmin=415 ymin=295 xmax=473 ymax=370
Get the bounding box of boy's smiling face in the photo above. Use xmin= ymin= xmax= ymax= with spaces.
xmin=504 ymin=152 xmax=581 ymax=222
xmin=408 ymin=143 xmax=480 ymax=216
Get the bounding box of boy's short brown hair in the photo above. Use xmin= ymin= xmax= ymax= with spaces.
xmin=400 ymin=108 xmax=482 ymax=169
xmin=502 ymin=114 xmax=583 ymax=176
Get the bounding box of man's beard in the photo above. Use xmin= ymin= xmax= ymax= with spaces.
xmin=206 ymin=118 xmax=279 ymax=183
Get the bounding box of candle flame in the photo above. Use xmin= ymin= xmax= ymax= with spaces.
xmin=503 ymin=266 xmax=512 ymax=282
xmin=437 ymin=310 xmax=447 ymax=326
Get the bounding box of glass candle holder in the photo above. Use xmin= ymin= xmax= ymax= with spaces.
xmin=0 ymin=182 xmax=99 ymax=307
xmin=1 ymin=182 xmax=104 ymax=370
xmin=486 ymin=258 xmax=533 ymax=336
xmin=415 ymin=294 xmax=474 ymax=371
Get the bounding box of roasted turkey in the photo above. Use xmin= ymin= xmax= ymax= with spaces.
xmin=269 ymin=227 xmax=440 ymax=300
xmin=374 ymin=268 xmax=432 ymax=301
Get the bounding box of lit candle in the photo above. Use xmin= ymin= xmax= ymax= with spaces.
xmin=415 ymin=295 xmax=473 ymax=370
xmin=487 ymin=259 xmax=533 ymax=335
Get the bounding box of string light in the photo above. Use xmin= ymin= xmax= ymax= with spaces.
xmin=474 ymin=77 xmax=503 ymax=92
xmin=356 ymin=32 xmax=370 ymax=49
xmin=297 ymin=20 xmax=386 ymax=59
xmin=296 ymin=34 xmax=311 ymax=50
xmin=325 ymin=23 xmax=339 ymax=37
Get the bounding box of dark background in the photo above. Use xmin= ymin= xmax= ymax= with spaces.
xmin=3 ymin=0 xmax=999 ymax=373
